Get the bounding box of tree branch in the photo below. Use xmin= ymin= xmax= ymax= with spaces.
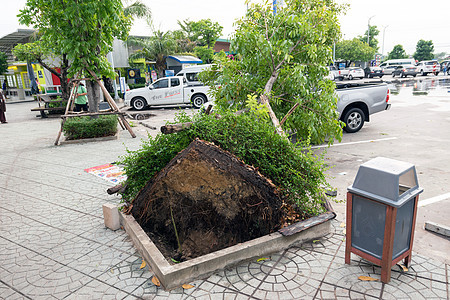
xmin=37 ymin=59 xmax=61 ymax=79
xmin=280 ymin=103 xmax=299 ymax=126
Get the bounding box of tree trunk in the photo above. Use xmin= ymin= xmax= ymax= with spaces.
xmin=260 ymin=71 xmax=285 ymax=137
xmin=86 ymin=80 xmax=100 ymax=113
xmin=60 ymin=54 xmax=71 ymax=101
xmin=102 ymin=76 xmax=114 ymax=94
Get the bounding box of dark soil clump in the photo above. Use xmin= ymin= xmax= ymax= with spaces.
xmin=130 ymin=139 xmax=285 ymax=261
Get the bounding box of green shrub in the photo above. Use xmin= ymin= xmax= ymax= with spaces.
xmin=135 ymin=77 xmax=146 ymax=84
xmin=129 ymin=83 xmax=146 ymax=89
xmin=121 ymin=110 xmax=331 ymax=217
xmin=63 ymin=115 xmax=118 ymax=140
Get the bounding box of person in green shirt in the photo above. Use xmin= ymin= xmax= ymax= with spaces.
xmin=75 ymin=82 xmax=88 ymax=112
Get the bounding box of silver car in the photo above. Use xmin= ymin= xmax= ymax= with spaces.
xmin=382 ymin=65 xmax=400 ymax=75
xmin=392 ymin=65 xmax=418 ymax=78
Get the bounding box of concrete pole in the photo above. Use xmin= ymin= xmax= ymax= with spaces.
xmin=382 ymin=25 xmax=389 ymax=57
xmin=107 ymin=52 xmax=119 ymax=100
xmin=367 ymin=16 xmax=375 ymax=45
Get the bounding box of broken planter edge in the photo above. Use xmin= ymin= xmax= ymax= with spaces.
xmin=119 ymin=202 xmax=336 ymax=290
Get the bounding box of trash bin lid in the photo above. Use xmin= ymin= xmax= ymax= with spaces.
xmin=348 ymin=157 xmax=423 ymax=207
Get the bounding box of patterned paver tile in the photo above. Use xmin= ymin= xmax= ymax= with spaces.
xmin=66 ymin=244 xmax=132 ymax=278
xmin=316 ymin=282 xmax=379 ymax=299
xmin=0 ymin=238 xmax=92 ymax=299
xmin=0 ymin=281 xmax=29 ymax=300
xmin=322 ymin=259 xmax=383 ymax=298
xmin=96 ymin=254 xmax=153 ymax=294
xmin=64 ymin=278 xmax=129 ymax=300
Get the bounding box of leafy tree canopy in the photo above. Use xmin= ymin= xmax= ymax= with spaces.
xmin=387 ymin=44 xmax=408 ymax=60
xmin=194 ymin=46 xmax=214 ymax=64
xmin=178 ymin=19 xmax=223 ymax=48
xmin=13 ymin=40 xmax=73 ymax=100
xmin=358 ymin=25 xmax=379 ymax=50
xmin=335 ymin=38 xmax=376 ymax=67
xmin=414 ymin=39 xmax=434 ymax=61
xmin=18 ymin=0 xmax=132 ymax=78
xmin=200 ymin=0 xmax=345 ymax=145
xmin=0 ymin=52 xmax=8 ymax=74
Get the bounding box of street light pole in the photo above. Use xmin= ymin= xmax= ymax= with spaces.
xmin=382 ymin=25 xmax=389 ymax=58
xmin=367 ymin=15 xmax=375 ymax=45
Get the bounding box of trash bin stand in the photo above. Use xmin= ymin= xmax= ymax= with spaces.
xmin=345 ymin=193 xmax=420 ymax=283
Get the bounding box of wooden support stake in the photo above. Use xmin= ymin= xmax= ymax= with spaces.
xmin=87 ymin=69 xmax=136 ymax=138
xmin=55 ymin=81 xmax=79 ymax=145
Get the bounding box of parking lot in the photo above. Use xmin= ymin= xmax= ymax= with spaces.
xmin=1 ymin=75 xmax=448 ymax=298
xmin=319 ymin=75 xmax=450 ymax=264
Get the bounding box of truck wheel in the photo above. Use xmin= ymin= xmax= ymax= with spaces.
xmin=348 ymin=75 xmax=353 ymax=80
xmin=132 ymin=97 xmax=147 ymax=111
xmin=343 ymin=108 xmax=365 ymax=133
xmin=191 ymin=94 xmax=206 ymax=109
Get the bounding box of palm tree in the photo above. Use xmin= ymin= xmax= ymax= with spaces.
xmin=123 ymin=0 xmax=151 ymax=21
xmin=128 ymin=31 xmax=177 ymax=78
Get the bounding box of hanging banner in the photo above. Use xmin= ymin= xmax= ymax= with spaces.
xmin=151 ymin=70 xmax=157 ymax=82
xmin=119 ymin=77 xmax=126 ymax=93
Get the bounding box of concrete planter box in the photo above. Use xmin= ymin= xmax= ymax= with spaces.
xmin=60 ymin=131 xmax=119 ymax=145
xmin=119 ymin=206 xmax=335 ymax=290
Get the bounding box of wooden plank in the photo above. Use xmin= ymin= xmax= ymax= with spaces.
xmin=351 ymin=247 xmax=382 ymax=266
xmin=345 ymin=193 xmax=353 ymax=265
xmin=62 ymin=111 xmax=124 ymax=117
xmin=404 ymin=196 xmax=419 ymax=267
xmin=31 ymin=107 xmax=65 ymax=112
xmin=381 ymin=206 xmax=397 ymax=283
xmin=278 ymin=212 xmax=335 ymax=236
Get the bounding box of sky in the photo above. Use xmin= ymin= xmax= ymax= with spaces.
xmin=1 ymin=0 xmax=450 ymax=57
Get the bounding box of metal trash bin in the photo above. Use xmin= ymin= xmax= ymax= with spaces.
xmin=345 ymin=157 xmax=423 ymax=283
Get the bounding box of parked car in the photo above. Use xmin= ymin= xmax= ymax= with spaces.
xmin=346 ymin=67 xmax=365 ymax=80
xmin=392 ymin=65 xmax=418 ymax=78
xmin=416 ymin=60 xmax=440 ymax=76
xmin=335 ymin=82 xmax=390 ymax=133
xmin=364 ymin=66 xmax=384 ymax=78
xmin=328 ymin=65 xmax=344 ymax=81
xmin=381 ymin=65 xmax=400 ymax=75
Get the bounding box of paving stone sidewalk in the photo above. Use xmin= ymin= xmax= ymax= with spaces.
xmin=0 ymin=102 xmax=449 ymax=299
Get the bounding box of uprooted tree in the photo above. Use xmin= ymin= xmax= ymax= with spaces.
xmin=200 ymin=0 xmax=345 ymax=144
xmin=121 ymin=111 xmax=333 ymax=259
xmin=118 ymin=0 xmax=346 ymax=260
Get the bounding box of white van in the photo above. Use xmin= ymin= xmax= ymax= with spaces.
xmin=176 ymin=64 xmax=213 ymax=83
xmin=379 ymin=59 xmax=416 ymax=69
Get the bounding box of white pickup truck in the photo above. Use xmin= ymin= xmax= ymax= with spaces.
xmin=124 ymin=76 xmax=212 ymax=110
xmin=336 ymin=82 xmax=390 ymax=133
